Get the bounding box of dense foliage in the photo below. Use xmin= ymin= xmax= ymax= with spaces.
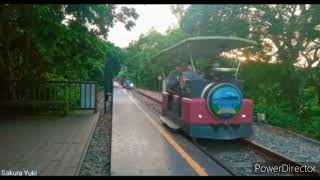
xmin=121 ymin=5 xmax=320 ymax=139
xmin=0 ymin=4 xmax=138 ymax=81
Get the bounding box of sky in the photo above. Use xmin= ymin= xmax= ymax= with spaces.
xmin=108 ymin=5 xmax=179 ymax=48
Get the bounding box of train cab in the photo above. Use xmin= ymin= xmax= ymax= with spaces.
xmin=151 ymin=36 xmax=257 ymax=140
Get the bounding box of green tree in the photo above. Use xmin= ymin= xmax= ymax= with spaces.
xmin=122 ymin=28 xmax=187 ymax=89
xmin=245 ymin=5 xmax=320 ymax=111
xmin=177 ymin=4 xmax=320 ymax=112
xmin=0 ymin=4 xmax=138 ymax=81
xmin=180 ymin=5 xmax=250 ymax=37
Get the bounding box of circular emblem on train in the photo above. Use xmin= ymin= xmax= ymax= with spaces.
xmin=207 ymin=83 xmax=243 ymax=120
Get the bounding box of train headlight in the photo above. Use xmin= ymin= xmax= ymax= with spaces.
xmin=207 ymin=83 xmax=243 ymax=120
xmin=130 ymin=83 xmax=134 ymax=87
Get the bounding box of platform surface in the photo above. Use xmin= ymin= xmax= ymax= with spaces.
xmin=0 ymin=111 xmax=99 ymax=176
xmin=111 ymin=87 xmax=199 ymax=176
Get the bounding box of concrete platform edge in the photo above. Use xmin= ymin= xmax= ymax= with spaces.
xmin=74 ymin=112 xmax=100 ymax=175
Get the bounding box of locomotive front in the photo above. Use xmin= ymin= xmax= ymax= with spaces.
xmin=175 ymin=61 xmax=244 ymax=119
xmin=175 ymin=64 xmax=253 ymax=139
xmin=158 ymin=36 xmax=256 ymax=140
xmin=200 ymin=63 xmax=245 ymax=121
xmin=203 ymin=82 xmax=243 ymax=121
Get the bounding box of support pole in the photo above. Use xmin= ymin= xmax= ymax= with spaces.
xmin=235 ymin=60 xmax=241 ymax=80
xmin=105 ymin=60 xmax=113 ymax=114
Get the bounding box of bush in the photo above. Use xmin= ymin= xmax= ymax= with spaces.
xmin=305 ymin=116 xmax=320 ymax=140
xmin=302 ymin=105 xmax=320 ymax=118
xmin=255 ymin=103 xmax=303 ymax=130
xmin=255 ymin=103 xmax=320 ymax=141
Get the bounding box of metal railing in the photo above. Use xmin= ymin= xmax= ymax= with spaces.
xmin=0 ymin=80 xmax=97 ymax=111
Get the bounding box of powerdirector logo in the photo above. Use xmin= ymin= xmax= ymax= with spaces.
xmin=253 ymin=162 xmax=320 ymax=175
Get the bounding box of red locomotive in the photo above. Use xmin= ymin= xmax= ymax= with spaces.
xmin=152 ymin=36 xmax=257 ymax=140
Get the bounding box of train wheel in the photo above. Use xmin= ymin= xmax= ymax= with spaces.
xmin=191 ymin=137 xmax=199 ymax=144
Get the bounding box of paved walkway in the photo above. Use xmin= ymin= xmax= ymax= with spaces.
xmin=111 ymin=87 xmax=198 ymax=176
xmin=0 ymin=111 xmax=99 ymax=176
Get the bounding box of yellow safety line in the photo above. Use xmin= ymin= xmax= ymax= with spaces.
xmin=123 ymin=89 xmax=208 ymax=176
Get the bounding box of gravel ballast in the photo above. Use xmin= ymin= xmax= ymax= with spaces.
xmin=249 ymin=124 xmax=320 ymax=165
xmin=78 ymin=92 xmax=112 ymax=176
xmin=78 ymin=114 xmax=111 ymax=176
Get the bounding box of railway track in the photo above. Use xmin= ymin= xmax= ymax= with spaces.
xmin=130 ymin=88 xmax=320 ymax=176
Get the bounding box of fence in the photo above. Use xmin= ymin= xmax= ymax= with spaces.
xmin=0 ymin=80 xmax=97 ymax=112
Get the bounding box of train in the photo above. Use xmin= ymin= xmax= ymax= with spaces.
xmin=151 ymin=36 xmax=257 ymax=140
xmin=118 ymin=79 xmax=134 ymax=89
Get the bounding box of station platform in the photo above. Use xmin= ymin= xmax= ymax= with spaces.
xmin=0 ymin=111 xmax=99 ymax=176
xmin=111 ymin=86 xmax=230 ymax=176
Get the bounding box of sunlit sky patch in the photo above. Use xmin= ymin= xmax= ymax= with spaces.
xmin=108 ymin=5 xmax=179 ymax=48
